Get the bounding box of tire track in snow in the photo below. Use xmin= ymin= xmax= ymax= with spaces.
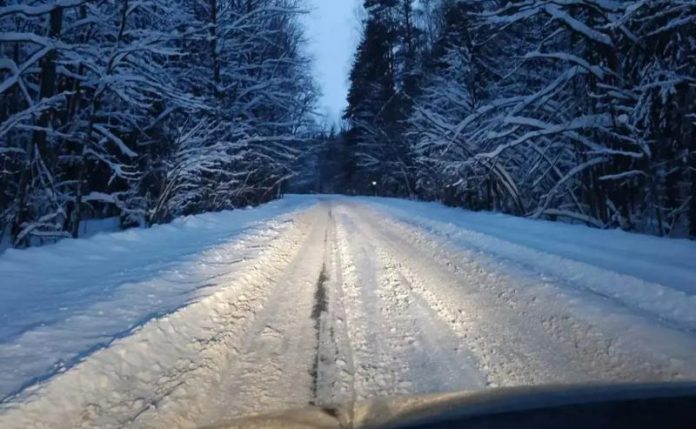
xmin=335 ymin=212 xmax=408 ymax=400
xmin=333 ymin=207 xmax=484 ymax=400
xmin=313 ymin=209 xmax=357 ymax=408
xmin=190 ymin=205 xmax=331 ymax=427
xmin=310 ymin=262 xmax=330 ymax=403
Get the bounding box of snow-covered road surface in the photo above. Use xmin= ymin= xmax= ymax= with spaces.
xmin=1 ymin=195 xmax=695 ymax=428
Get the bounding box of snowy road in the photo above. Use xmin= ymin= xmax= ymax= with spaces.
xmin=1 ymin=196 xmax=696 ymax=428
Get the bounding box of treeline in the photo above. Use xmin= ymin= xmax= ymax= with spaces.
xmin=0 ymin=0 xmax=316 ymax=247
xmin=341 ymin=0 xmax=696 ymax=237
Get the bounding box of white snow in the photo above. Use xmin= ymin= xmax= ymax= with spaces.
xmin=1 ymin=217 xmax=120 ymax=253
xmin=1 ymin=195 xmax=695 ymax=428
xmin=0 ymin=197 xmax=316 ymax=401
xmin=358 ymin=197 xmax=696 ymax=294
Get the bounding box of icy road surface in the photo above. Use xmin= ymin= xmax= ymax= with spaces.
xmin=1 ymin=195 xmax=696 ymax=428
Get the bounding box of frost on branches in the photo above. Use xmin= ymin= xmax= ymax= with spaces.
xmin=0 ymin=0 xmax=316 ymax=247
xmin=342 ymin=0 xmax=695 ymax=237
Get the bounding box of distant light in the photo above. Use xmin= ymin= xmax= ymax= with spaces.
xmin=372 ymin=181 xmax=377 ymax=186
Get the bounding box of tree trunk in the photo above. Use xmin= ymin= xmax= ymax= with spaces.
xmin=12 ymin=7 xmax=63 ymax=246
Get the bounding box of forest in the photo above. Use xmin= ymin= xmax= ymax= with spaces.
xmin=2 ymin=0 xmax=695 ymax=248
xmin=0 ymin=0 xmax=315 ymax=247
xmin=327 ymin=0 xmax=696 ymax=238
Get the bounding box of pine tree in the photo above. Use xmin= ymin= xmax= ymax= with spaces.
xmin=344 ymin=0 xmax=421 ymax=196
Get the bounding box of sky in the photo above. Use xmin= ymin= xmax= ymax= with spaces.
xmin=304 ymin=0 xmax=364 ymax=127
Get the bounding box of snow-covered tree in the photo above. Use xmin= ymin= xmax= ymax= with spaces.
xmin=0 ymin=0 xmax=317 ymax=247
xmin=402 ymin=0 xmax=695 ymax=236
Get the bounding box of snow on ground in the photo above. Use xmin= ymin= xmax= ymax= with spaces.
xmin=362 ymin=197 xmax=696 ymax=294
xmin=1 ymin=195 xmax=695 ymax=428
xmin=358 ymin=197 xmax=696 ymax=329
xmin=0 ymin=197 xmax=316 ymax=401
xmin=0 ymin=217 xmax=122 ymax=254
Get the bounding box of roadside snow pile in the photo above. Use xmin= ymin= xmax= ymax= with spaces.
xmin=0 ymin=217 xmax=121 ymax=254
xmin=0 ymin=197 xmax=317 ymax=402
xmin=358 ymin=197 xmax=696 ymax=331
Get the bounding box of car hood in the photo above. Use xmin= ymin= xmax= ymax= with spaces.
xmin=204 ymin=382 xmax=696 ymax=429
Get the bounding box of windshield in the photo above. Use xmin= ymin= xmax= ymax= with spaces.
xmin=0 ymin=1 xmax=695 ymax=428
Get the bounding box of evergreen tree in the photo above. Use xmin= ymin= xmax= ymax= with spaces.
xmin=343 ymin=0 xmax=420 ymax=196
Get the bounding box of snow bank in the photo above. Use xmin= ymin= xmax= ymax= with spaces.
xmin=358 ymin=197 xmax=696 ymax=290
xmin=0 ymin=217 xmax=121 ymax=254
xmin=357 ymin=197 xmax=696 ymax=330
xmin=0 ymin=197 xmax=317 ymax=401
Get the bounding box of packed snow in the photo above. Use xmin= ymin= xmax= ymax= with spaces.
xmin=0 ymin=197 xmax=315 ymax=400
xmin=1 ymin=195 xmax=695 ymax=428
